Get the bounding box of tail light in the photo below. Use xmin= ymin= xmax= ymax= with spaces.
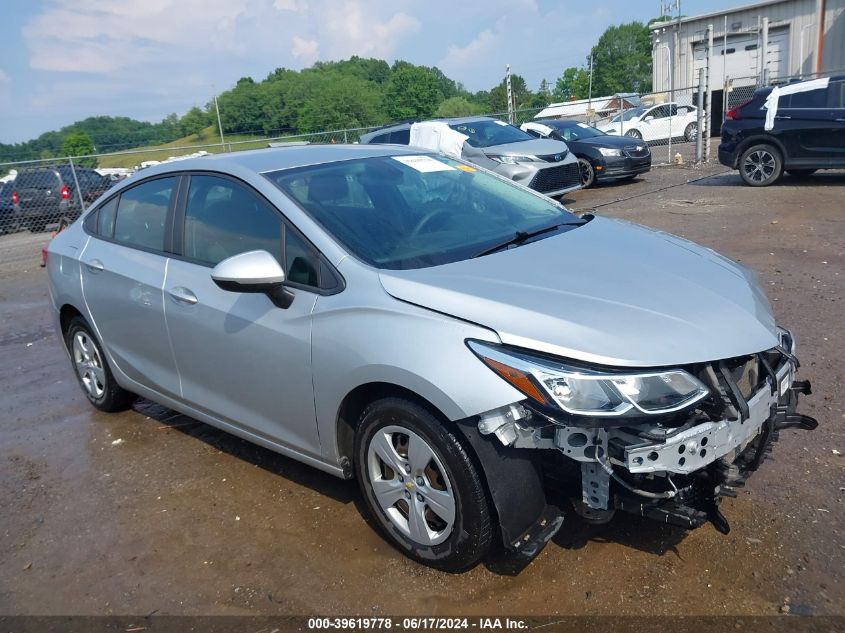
xmin=60 ymin=184 xmax=70 ymax=200
xmin=11 ymin=190 xmax=18 ymax=205
xmin=725 ymin=99 xmax=752 ymax=121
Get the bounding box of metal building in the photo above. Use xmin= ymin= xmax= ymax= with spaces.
xmin=650 ymin=0 xmax=845 ymax=92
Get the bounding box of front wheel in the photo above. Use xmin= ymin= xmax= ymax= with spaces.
xmin=65 ymin=316 xmax=136 ymax=412
xmin=684 ymin=122 xmax=697 ymax=143
xmin=739 ymin=144 xmax=783 ymax=186
xmin=577 ymin=158 xmax=596 ymax=188
xmin=624 ymin=129 xmax=642 ymax=139
xmin=354 ymin=397 xmax=493 ymax=572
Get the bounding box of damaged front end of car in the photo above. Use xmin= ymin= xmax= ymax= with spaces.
xmin=465 ymin=327 xmax=817 ymax=554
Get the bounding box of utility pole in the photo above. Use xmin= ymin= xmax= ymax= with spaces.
xmin=506 ymin=65 xmax=514 ymax=124
xmin=588 ymin=52 xmax=594 ymax=116
xmin=761 ymin=17 xmax=770 ymax=84
xmin=816 ymin=0 xmax=827 ymax=74
xmin=213 ymin=90 xmax=225 ymax=148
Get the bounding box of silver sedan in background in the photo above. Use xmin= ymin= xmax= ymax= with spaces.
xmin=47 ymin=145 xmax=816 ymax=572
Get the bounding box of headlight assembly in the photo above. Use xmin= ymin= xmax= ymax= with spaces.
xmin=467 ymin=340 xmax=709 ymax=418
xmin=488 ymin=154 xmax=540 ymax=164
xmin=598 ymin=147 xmax=624 ymax=157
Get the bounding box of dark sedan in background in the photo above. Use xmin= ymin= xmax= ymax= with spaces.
xmin=522 ymin=119 xmax=651 ymax=188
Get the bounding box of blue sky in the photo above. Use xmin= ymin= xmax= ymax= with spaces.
xmin=0 ymin=0 xmax=747 ymax=144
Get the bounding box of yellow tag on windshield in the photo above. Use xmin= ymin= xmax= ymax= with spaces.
xmin=456 ymin=164 xmax=476 ymax=172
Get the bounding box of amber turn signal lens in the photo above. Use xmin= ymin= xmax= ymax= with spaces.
xmin=481 ymin=357 xmax=546 ymax=404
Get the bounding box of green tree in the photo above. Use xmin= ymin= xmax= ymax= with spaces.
xmin=435 ymin=96 xmax=485 ymax=118
xmin=589 ymin=22 xmax=652 ymax=95
xmin=553 ymin=67 xmax=592 ymax=101
xmin=384 ymin=66 xmax=442 ymax=120
xmin=179 ymin=107 xmax=211 ymax=137
xmin=296 ymin=74 xmax=383 ymax=133
xmin=60 ymin=132 xmax=96 ymax=167
xmin=489 ymin=74 xmax=532 ymax=112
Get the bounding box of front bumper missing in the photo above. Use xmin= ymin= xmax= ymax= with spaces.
xmin=477 ymin=343 xmax=818 ymax=535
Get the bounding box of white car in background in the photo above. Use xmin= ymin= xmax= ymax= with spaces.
xmin=599 ymin=102 xmax=700 ymax=143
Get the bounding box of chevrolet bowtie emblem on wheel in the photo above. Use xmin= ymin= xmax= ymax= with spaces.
xmin=405 ymin=481 xmax=415 ymax=490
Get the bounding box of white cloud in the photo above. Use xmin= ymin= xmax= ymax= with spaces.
xmin=0 ymin=69 xmax=8 ymax=83
xmin=316 ymin=1 xmax=419 ymax=60
xmin=291 ymin=36 xmax=320 ymax=65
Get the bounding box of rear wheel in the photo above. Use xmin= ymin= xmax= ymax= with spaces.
xmin=65 ymin=317 xmax=135 ymax=412
xmin=739 ymin=144 xmax=783 ymax=187
xmin=684 ymin=122 xmax=697 ymax=143
xmin=786 ymin=169 xmax=817 ymax=177
xmin=577 ymin=158 xmax=596 ymax=188
xmin=354 ymin=397 xmax=493 ymax=572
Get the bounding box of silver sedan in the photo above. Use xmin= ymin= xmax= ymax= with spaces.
xmin=47 ymin=144 xmax=816 ymax=572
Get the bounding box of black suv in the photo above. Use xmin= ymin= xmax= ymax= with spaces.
xmin=719 ymin=76 xmax=845 ymax=186
xmin=12 ymin=165 xmax=112 ymax=231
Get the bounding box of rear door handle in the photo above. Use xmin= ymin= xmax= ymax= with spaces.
xmin=85 ymin=259 xmax=104 ymax=272
xmin=168 ymin=287 xmax=198 ymax=305
xmin=775 ymin=115 xmax=792 ymax=120
xmin=835 ymin=118 xmax=845 ymax=122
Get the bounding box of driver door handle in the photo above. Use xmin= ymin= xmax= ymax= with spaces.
xmin=168 ymin=287 xmax=198 ymax=305
xmin=85 ymin=259 xmax=104 ymax=272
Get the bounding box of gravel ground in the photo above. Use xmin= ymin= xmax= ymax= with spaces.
xmin=0 ymin=164 xmax=842 ymax=617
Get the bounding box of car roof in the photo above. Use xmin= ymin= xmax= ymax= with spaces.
xmin=129 ymin=144 xmax=430 ymax=178
xmin=535 ymin=119 xmax=579 ymax=128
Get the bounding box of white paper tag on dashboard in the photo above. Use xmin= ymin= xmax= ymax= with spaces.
xmin=392 ymin=155 xmax=455 ymax=172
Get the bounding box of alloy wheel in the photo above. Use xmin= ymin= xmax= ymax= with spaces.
xmin=742 ymin=150 xmax=777 ymax=183
xmin=72 ymin=331 xmax=105 ymax=399
xmin=366 ymin=425 xmax=456 ymax=546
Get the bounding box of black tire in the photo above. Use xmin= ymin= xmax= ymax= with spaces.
xmin=65 ymin=316 xmax=135 ymax=412
xmin=739 ymin=144 xmax=783 ymax=187
xmin=354 ymin=397 xmax=493 ymax=572
xmin=786 ymin=169 xmax=817 ymax=177
xmin=684 ymin=122 xmax=697 ymax=143
xmin=625 ymin=129 xmax=642 ymax=139
xmin=577 ymin=157 xmax=596 ymax=188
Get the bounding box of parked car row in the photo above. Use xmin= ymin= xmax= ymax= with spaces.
xmin=0 ymin=165 xmax=114 ymax=234
xmin=360 ymin=116 xmax=652 ymax=192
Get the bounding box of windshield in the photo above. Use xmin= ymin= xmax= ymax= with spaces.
xmin=267 ymin=155 xmax=582 ymax=270
xmin=548 ymin=122 xmax=606 ymax=141
xmin=448 ymin=120 xmax=534 ymax=148
xmin=610 ymin=107 xmax=647 ymax=123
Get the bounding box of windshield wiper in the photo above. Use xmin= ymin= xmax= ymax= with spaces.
xmin=472 ymin=221 xmax=583 ymax=258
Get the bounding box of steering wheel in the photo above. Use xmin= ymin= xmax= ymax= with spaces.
xmin=409 ymin=208 xmax=454 ymax=238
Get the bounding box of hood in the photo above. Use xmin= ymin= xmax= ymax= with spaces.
xmin=483 ymin=138 xmax=570 ymax=157
xmin=379 ymin=216 xmax=778 ymax=368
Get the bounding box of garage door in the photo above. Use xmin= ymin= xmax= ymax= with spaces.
xmin=693 ymin=27 xmax=790 ymax=86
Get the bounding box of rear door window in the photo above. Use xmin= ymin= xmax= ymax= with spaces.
xmin=96 ymin=197 xmax=118 ymax=238
xmin=113 ymin=177 xmax=176 ymax=252
xmin=782 ymin=87 xmax=828 ymax=109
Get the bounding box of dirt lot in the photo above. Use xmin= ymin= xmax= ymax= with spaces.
xmin=0 ymin=164 xmax=842 ymax=617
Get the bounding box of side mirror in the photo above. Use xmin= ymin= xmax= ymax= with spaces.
xmin=211 ymin=250 xmax=294 ymax=309
xmin=644 ymin=116 xmax=655 ymax=122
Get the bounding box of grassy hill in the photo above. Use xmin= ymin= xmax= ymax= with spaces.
xmin=96 ymin=126 xmax=275 ymax=169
